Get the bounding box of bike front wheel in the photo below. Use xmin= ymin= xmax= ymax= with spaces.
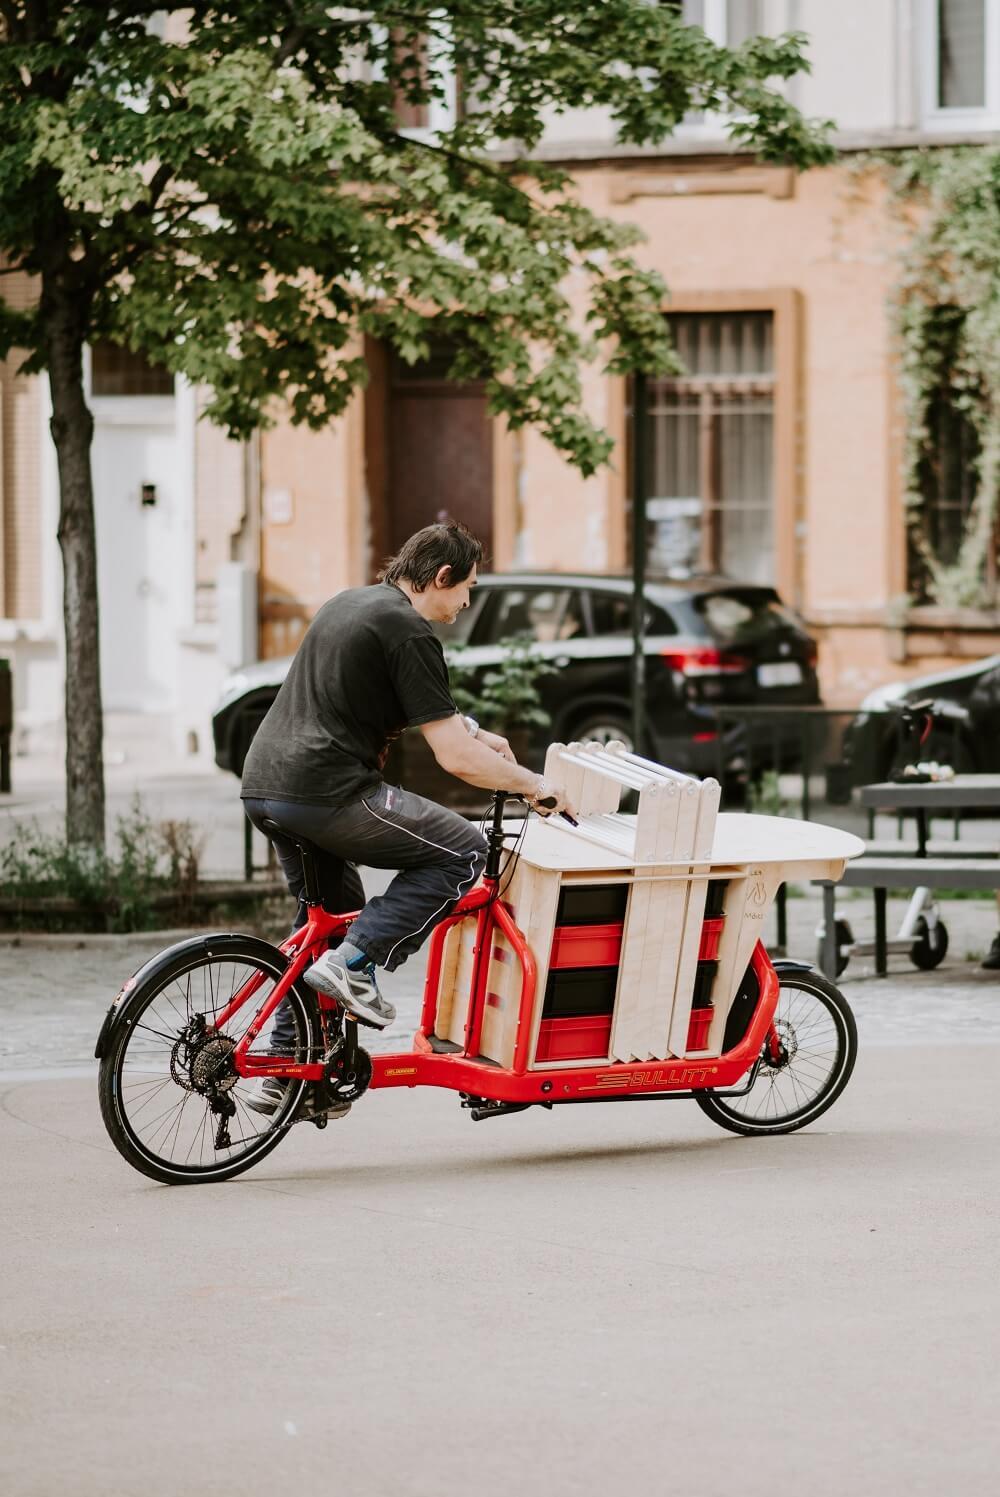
xmin=695 ymin=967 xmax=857 ymax=1136
xmin=98 ymin=938 xmax=315 ymax=1185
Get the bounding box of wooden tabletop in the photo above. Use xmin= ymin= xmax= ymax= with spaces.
xmin=860 ymin=774 xmax=1000 ymax=810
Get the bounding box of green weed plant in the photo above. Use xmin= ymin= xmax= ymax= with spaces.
xmin=0 ymin=796 xmax=204 ymax=932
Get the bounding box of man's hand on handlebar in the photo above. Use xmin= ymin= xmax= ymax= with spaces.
xmin=529 ymin=776 xmax=577 ymax=821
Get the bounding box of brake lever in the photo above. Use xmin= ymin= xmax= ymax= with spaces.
xmin=536 ymin=795 xmax=578 ymax=828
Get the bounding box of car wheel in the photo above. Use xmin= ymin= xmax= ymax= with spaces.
xmin=569 ymin=716 xmax=635 ymax=753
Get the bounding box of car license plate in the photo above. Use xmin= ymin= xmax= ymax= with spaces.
xmin=757 ymin=661 xmax=802 ymax=687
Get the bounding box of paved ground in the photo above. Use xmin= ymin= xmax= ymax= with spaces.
xmin=2 ymin=749 xmax=999 ymax=1493
xmin=1 ymin=1049 xmax=998 ymax=1497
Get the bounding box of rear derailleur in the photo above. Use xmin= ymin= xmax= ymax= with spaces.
xmin=171 ymin=1013 xmax=241 ymax=1149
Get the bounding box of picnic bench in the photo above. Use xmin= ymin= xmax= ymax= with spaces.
xmin=815 ymin=776 xmax=1000 ymax=978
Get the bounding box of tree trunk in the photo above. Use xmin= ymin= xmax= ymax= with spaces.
xmin=44 ymin=282 xmax=105 ymax=850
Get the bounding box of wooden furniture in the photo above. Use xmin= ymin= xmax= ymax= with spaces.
xmin=432 ymin=742 xmax=863 ymax=1067
xmin=813 ymin=775 xmax=1000 ymax=977
xmin=860 ymin=775 xmax=1000 ymax=855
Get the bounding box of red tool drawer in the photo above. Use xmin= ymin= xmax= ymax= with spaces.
xmin=686 ymin=1007 xmax=714 ymax=1050
xmin=535 ymin=1014 xmax=613 ymax=1062
xmin=549 ymin=922 xmax=623 ymax=969
xmin=698 ymin=917 xmax=724 ymax=961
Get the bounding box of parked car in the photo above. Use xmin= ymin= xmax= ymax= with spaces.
xmin=843 ymin=654 xmax=1000 ymax=785
xmin=212 ymin=573 xmax=822 ymax=787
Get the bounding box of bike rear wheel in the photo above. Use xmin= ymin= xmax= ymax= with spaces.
xmin=98 ymin=939 xmax=315 ymax=1185
xmin=695 ymin=968 xmax=857 ymax=1136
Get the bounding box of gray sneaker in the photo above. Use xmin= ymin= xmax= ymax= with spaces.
xmin=304 ymin=951 xmax=396 ymax=1029
xmin=245 ymin=1075 xmax=351 ymax=1121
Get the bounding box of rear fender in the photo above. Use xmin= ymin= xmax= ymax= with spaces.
xmin=94 ymin=932 xmax=288 ymax=1059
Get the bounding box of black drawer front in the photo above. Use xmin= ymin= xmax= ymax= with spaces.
xmin=704 ymin=880 xmax=728 ymax=918
xmin=542 ymin=967 xmax=618 ymax=1019
xmin=692 ymin=960 xmax=718 ymax=1007
xmin=556 ymin=885 xmax=629 ymax=926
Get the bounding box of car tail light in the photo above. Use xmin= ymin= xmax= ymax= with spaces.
xmin=806 ymin=642 xmax=819 ymax=669
xmin=660 ymin=647 xmax=750 ymax=677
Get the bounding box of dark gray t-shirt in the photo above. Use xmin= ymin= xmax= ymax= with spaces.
xmin=241 ymin=583 xmax=456 ymax=807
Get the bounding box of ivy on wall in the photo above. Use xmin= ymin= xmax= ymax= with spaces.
xmin=884 ymin=147 xmax=1000 ymax=610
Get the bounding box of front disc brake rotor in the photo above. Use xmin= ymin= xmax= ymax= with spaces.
xmin=763 ymin=1018 xmax=799 ymax=1070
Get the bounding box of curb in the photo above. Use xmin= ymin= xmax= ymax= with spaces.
xmin=0 ymin=927 xmax=239 ymax=950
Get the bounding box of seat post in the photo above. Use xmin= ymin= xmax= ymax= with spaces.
xmin=300 ymin=844 xmax=322 ymax=907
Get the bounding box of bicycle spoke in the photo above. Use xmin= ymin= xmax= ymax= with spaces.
xmin=709 ymin=978 xmax=850 ymax=1128
xmin=108 ymin=950 xmax=311 ymax=1177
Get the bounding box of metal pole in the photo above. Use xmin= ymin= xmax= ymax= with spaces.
xmin=631 ymin=371 xmax=649 ymax=757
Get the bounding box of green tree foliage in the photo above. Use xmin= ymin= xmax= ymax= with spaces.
xmin=449 ymin=635 xmax=557 ymax=736
xmin=0 ymin=2 xmax=832 ymax=844
xmin=886 ymin=148 xmax=1000 ymax=607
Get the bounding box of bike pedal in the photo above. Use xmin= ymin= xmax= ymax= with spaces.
xmin=346 ymin=1013 xmax=384 ymax=1032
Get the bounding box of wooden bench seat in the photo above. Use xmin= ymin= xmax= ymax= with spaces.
xmin=837 ymin=856 xmax=1000 ymax=891
xmin=862 ymin=840 xmax=999 ymax=861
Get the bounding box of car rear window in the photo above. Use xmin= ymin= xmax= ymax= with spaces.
xmin=481 ymin=587 xmax=586 ymax=644
xmin=586 ymin=592 xmax=675 ymax=637
xmin=693 ymin=590 xmax=801 ymax=643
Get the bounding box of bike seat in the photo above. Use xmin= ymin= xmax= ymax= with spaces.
xmin=259 ymin=816 xmax=286 ymax=838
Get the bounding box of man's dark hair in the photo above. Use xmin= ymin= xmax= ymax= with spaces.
xmin=380 ymin=522 xmax=484 ymax=591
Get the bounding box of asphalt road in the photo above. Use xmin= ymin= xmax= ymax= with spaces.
xmin=1 ymin=1046 xmax=998 ymax=1497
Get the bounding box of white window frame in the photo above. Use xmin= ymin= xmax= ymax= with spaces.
xmin=672 ymin=1 xmax=786 ymax=142
xmin=921 ymin=0 xmax=1000 ymax=131
xmin=369 ymin=14 xmax=460 ymax=142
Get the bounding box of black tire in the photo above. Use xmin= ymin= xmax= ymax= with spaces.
xmin=569 ymin=715 xmax=634 ymax=753
xmin=98 ymin=938 xmax=315 ymax=1185
xmin=910 ymin=915 xmax=949 ymax=970
xmin=695 ymin=967 xmax=858 ymax=1136
xmin=815 ymin=917 xmax=853 ymax=978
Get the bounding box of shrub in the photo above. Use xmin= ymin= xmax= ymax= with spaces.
xmin=0 ymin=795 xmax=204 ymax=932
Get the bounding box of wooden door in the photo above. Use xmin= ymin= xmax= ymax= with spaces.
xmin=372 ymin=345 xmax=493 ymax=562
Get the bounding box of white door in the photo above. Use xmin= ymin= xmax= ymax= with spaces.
xmin=91 ymin=407 xmax=184 ymax=712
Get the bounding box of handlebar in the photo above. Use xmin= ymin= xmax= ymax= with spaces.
xmin=489 ymin=789 xmax=577 ymax=827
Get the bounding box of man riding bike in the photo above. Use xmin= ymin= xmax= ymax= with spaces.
xmin=241 ymin=522 xmax=575 ymax=1115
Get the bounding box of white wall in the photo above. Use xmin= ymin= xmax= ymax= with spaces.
xmin=533 ymin=1 xmax=995 ymax=154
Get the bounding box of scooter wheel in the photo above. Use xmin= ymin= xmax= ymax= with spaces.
xmin=816 ymin=917 xmax=853 ymax=978
xmin=910 ymin=915 xmax=948 ymax=970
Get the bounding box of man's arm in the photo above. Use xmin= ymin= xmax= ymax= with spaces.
xmin=420 ymin=715 xmax=574 ymax=814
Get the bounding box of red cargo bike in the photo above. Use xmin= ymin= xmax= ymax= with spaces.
xmin=96 ymin=790 xmax=858 ymax=1185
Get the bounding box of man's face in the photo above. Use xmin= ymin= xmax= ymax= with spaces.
xmin=433 ymin=563 xmax=478 ymax=624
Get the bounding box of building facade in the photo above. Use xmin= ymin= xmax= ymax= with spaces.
xmin=2 ymin=0 xmax=998 ymax=757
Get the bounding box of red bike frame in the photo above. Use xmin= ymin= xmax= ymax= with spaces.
xmin=212 ymin=874 xmax=781 ymax=1104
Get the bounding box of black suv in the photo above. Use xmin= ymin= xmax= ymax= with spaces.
xmin=212 ymin=573 xmax=821 ymax=782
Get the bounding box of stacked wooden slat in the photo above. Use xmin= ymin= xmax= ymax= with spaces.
xmin=542 ymin=742 xmax=721 ymax=1062
xmin=425 ymin=741 xmax=862 ymax=1070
